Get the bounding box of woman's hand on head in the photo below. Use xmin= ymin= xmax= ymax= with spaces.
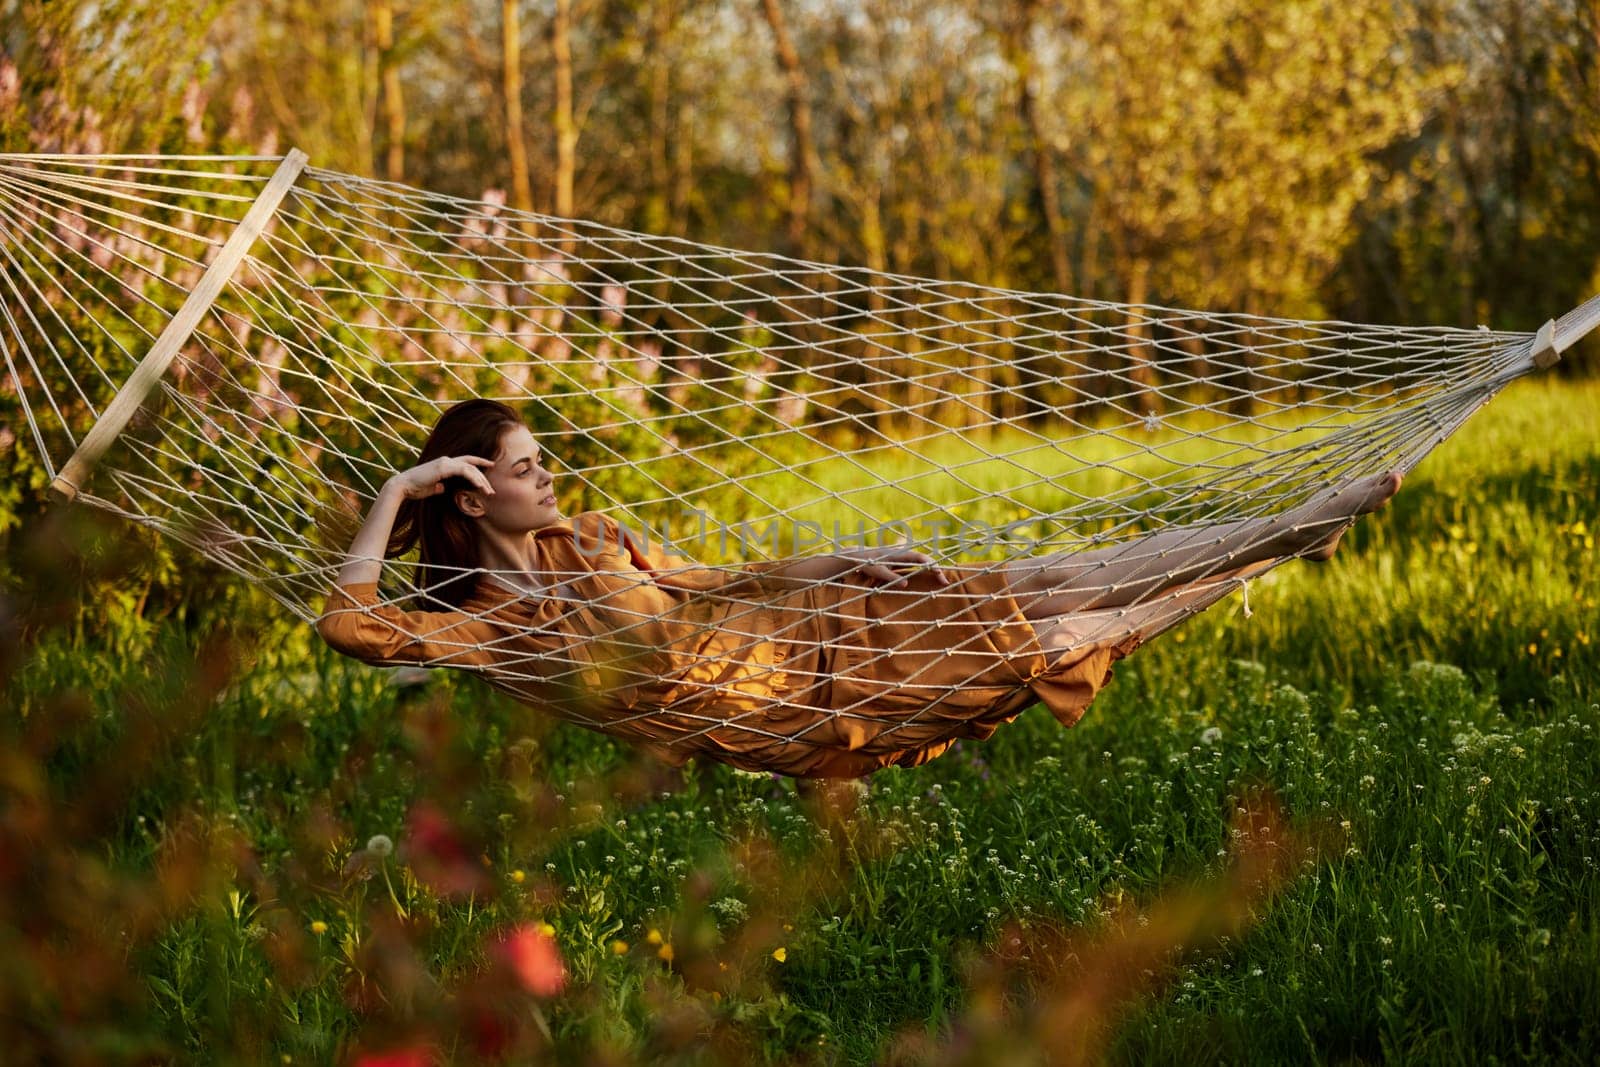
xmin=839 ymin=546 xmax=952 ymax=587
xmin=386 ymin=455 xmax=497 ymax=502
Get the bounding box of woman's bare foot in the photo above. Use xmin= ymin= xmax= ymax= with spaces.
xmin=1297 ymin=471 xmax=1404 ymax=561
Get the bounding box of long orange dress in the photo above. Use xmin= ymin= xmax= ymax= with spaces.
xmin=316 ymin=510 xmax=1141 ymax=778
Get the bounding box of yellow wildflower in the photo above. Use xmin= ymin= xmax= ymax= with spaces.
xmin=309 ymin=920 xmax=328 ymax=936
xmin=539 ymin=921 xmax=556 ymax=937
xmin=610 ymin=939 xmax=629 ymax=955
xmin=510 ymin=869 xmax=526 ymax=884
xmin=657 ymin=943 xmax=675 ymax=962
xmin=647 ymin=928 xmax=663 ymax=945
xmin=772 ymin=947 xmax=787 ymax=963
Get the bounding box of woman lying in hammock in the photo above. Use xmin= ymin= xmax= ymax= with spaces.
xmin=318 ymin=399 xmax=1402 ymax=778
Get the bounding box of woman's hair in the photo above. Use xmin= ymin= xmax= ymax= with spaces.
xmin=388 ymin=398 xmax=526 ymax=609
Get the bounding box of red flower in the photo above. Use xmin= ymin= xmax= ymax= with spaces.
xmin=496 ymin=923 xmax=567 ymax=997
xmin=405 ymin=801 xmax=489 ymax=899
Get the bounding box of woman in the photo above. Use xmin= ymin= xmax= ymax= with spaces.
xmin=318 ymin=399 xmax=1401 ymax=778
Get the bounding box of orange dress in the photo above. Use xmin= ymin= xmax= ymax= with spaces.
xmin=316 ymin=510 xmax=1140 ymax=778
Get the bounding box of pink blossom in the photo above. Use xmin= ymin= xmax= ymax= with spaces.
xmin=181 ymin=79 xmax=207 ymax=144
xmin=0 ymin=57 xmax=19 ymax=112
xmin=599 ymin=284 xmax=626 ymax=328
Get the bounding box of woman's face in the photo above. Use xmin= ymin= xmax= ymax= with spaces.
xmin=465 ymin=424 xmax=561 ymax=533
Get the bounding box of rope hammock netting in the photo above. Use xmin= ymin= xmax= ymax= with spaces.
xmin=1 ymin=150 xmax=1593 ymax=777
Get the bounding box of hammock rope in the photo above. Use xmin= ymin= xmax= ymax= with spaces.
xmin=1 ymin=150 xmax=1590 ymax=772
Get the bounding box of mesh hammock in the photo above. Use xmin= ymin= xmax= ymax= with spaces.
xmin=2 ymin=150 xmax=1592 ymax=777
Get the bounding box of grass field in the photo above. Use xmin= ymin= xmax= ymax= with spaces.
xmin=2 ymin=374 xmax=1597 ymax=1065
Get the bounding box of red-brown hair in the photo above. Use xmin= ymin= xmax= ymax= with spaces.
xmin=387 ymin=398 xmax=527 ymax=609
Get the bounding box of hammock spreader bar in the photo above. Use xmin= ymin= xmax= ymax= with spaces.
xmin=47 ymin=149 xmax=308 ymax=504
xmin=1532 ymin=290 xmax=1600 ymax=369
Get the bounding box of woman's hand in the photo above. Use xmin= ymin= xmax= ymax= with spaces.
xmin=386 ymin=455 xmax=497 ymax=502
xmin=838 ymin=545 xmax=953 ymax=587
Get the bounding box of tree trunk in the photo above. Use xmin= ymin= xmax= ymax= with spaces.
xmin=502 ymin=0 xmax=534 ymax=215
xmin=551 ymin=0 xmax=576 ymax=218
xmin=1124 ymin=257 xmax=1159 ymax=416
xmin=671 ymin=99 xmax=693 ymax=233
xmin=760 ymin=0 xmax=816 ymax=260
xmin=643 ymin=0 xmax=673 ymax=234
xmin=1002 ymin=0 xmax=1071 ymax=296
xmin=370 ymin=0 xmax=405 ymax=182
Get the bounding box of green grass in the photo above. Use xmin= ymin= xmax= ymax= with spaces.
xmin=1 ymin=374 xmax=1596 ymax=1064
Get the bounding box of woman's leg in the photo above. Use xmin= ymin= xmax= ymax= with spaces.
xmin=1007 ymin=471 xmax=1402 ymax=616
xmin=1029 ymin=559 xmax=1273 ymax=656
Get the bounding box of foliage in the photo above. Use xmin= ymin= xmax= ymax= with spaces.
xmin=0 ymin=375 xmax=1595 ymax=1063
xmin=2 ymin=0 xmax=1597 ymax=341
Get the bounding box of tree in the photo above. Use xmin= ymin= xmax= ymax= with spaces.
xmin=759 ymin=0 xmax=818 ymax=260
xmin=1026 ymin=0 xmax=1438 ymax=411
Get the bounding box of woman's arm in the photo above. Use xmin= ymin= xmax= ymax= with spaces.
xmin=606 ymin=518 xmax=946 ymax=594
xmin=315 ymin=579 xmax=504 ymax=667
xmin=334 ymin=480 xmax=406 ymax=587
xmin=750 ymin=546 xmax=952 ymax=589
xmin=332 ymin=457 xmax=496 ymax=587
xmin=317 ymin=457 xmax=501 ymax=666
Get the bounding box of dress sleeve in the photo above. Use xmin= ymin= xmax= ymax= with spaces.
xmin=315 ymin=580 xmax=502 ymax=668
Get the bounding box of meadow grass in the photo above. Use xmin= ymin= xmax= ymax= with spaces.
xmin=1 ymin=374 xmax=1596 ymax=1064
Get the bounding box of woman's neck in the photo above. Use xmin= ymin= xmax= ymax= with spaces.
xmin=475 ymin=526 xmax=544 ymax=593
